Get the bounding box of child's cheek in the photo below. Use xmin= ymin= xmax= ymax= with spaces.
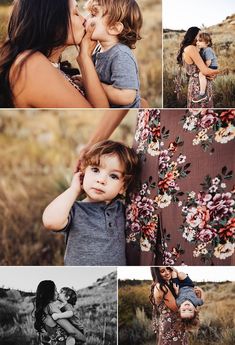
xmin=85 ymin=18 xmax=96 ymax=31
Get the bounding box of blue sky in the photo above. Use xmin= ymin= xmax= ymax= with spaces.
xmin=163 ymin=0 xmax=235 ymax=29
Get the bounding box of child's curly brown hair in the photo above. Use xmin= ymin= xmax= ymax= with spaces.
xmin=80 ymin=140 xmax=140 ymax=194
xmin=86 ymin=0 xmax=143 ymax=48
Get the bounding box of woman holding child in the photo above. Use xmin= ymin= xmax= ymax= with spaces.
xmin=177 ymin=26 xmax=221 ymax=108
xmin=150 ymin=267 xmax=189 ymax=345
xmin=34 ymin=280 xmax=85 ymax=345
xmin=150 ymin=267 xmax=204 ymax=345
xmin=0 ymin=0 xmax=108 ymax=108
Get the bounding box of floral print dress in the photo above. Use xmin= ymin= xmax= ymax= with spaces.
xmin=152 ymin=303 xmax=188 ymax=345
xmin=184 ymin=62 xmax=213 ymax=108
xmin=126 ymin=108 xmax=235 ymax=265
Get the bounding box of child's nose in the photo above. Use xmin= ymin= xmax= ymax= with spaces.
xmin=97 ymin=175 xmax=107 ymax=184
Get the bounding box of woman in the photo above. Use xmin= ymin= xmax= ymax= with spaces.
xmin=34 ymin=280 xmax=86 ymax=345
xmin=177 ymin=27 xmax=221 ymax=108
xmin=77 ymin=108 xmax=235 ymax=266
xmin=0 ymin=0 xmax=109 ymax=108
xmin=150 ymin=267 xmax=188 ymax=345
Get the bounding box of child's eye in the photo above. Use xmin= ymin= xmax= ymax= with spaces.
xmin=91 ymin=167 xmax=99 ymax=173
xmin=110 ymin=174 xmax=119 ymax=180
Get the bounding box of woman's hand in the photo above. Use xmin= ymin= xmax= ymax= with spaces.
xmin=194 ymin=286 xmax=205 ymax=301
xmin=78 ymin=24 xmax=97 ymax=61
xmin=52 ymin=313 xmax=59 ymax=321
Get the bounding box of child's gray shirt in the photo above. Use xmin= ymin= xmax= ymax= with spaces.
xmin=60 ymin=199 xmax=126 ymax=266
xmin=201 ymin=47 xmax=218 ymax=68
xmin=93 ymin=43 xmax=141 ymax=108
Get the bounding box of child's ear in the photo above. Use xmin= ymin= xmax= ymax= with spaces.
xmin=107 ymin=22 xmax=124 ymax=36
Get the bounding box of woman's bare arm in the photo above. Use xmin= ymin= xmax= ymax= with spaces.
xmin=185 ymin=46 xmax=221 ymax=76
xmin=76 ymin=109 xmax=128 ymax=171
xmin=56 ymin=318 xmax=86 ymax=342
xmin=10 ymin=52 xmax=95 ymax=108
xmin=48 ymin=303 xmax=85 ymax=342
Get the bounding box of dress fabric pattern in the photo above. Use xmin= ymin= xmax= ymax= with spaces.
xmin=184 ymin=62 xmax=213 ymax=108
xmin=152 ymin=303 xmax=188 ymax=345
xmin=126 ymin=109 xmax=235 ymax=266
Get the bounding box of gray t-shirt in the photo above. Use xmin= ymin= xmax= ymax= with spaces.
xmin=201 ymin=47 xmax=218 ymax=68
xmin=93 ymin=43 xmax=141 ymax=108
xmin=61 ymin=199 xmax=126 ymax=266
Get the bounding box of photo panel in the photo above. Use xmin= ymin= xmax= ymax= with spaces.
xmin=0 ymin=0 xmax=162 ymax=108
xmin=0 ymin=108 xmax=234 ymax=267
xmin=0 ymin=266 xmax=117 ymax=345
xmin=118 ymin=266 xmax=235 ymax=345
xmin=163 ymin=0 xmax=235 ymax=108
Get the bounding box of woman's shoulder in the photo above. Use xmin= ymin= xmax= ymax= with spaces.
xmin=12 ymin=50 xmax=50 ymax=71
xmin=184 ymin=45 xmax=197 ymax=54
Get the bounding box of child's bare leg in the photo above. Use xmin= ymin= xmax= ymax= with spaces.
xmin=199 ymin=71 xmax=207 ymax=95
xmin=193 ymin=72 xmax=208 ymax=102
xmin=66 ymin=336 xmax=76 ymax=345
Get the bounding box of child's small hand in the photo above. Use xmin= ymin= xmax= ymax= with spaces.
xmin=71 ymin=75 xmax=84 ymax=89
xmin=78 ymin=23 xmax=97 ymax=60
xmin=70 ymin=172 xmax=83 ymax=194
xmin=173 ymin=283 xmax=179 ymax=295
xmin=52 ymin=313 xmax=59 ymax=321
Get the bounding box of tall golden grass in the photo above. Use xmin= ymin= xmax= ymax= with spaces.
xmin=0 ymin=110 xmax=137 ymax=265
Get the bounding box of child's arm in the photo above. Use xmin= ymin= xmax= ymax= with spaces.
xmin=42 ymin=172 xmax=82 ymax=230
xmin=171 ymin=269 xmax=180 ymax=295
xmin=101 ymin=83 xmax=137 ymax=106
xmin=52 ymin=310 xmax=74 ymax=321
xmin=205 ymin=60 xmax=212 ymax=67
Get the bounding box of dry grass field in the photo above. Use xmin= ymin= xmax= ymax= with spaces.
xmin=0 ymin=272 xmax=117 ymax=345
xmin=0 ymin=0 xmax=162 ymax=107
xmin=0 ymin=110 xmax=137 ymax=265
xmin=163 ymin=13 xmax=235 ymax=108
xmin=118 ymin=280 xmax=235 ymax=345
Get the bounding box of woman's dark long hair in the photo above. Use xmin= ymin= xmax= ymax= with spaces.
xmin=177 ymin=26 xmax=200 ymax=66
xmin=0 ymin=0 xmax=71 ymax=107
xmin=150 ymin=267 xmax=176 ymax=306
xmin=34 ymin=280 xmax=56 ymax=332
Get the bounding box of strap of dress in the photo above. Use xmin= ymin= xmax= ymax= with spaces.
xmin=51 ymin=62 xmax=85 ymax=96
